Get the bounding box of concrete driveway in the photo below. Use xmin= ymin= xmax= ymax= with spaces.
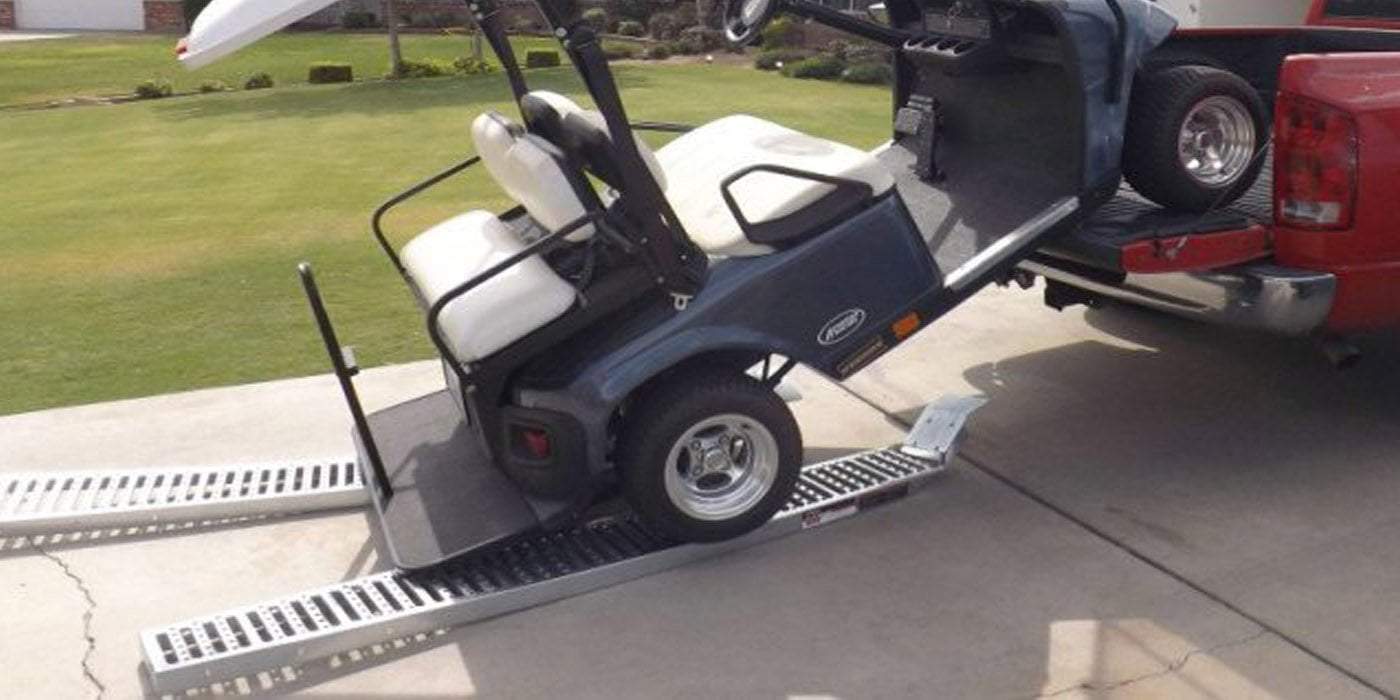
xmin=1 ymin=284 xmax=1395 ymax=698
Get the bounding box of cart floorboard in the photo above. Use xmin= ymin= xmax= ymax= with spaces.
xmin=877 ymin=135 xmax=1078 ymax=278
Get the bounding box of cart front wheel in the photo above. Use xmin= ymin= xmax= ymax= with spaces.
xmin=618 ymin=370 xmax=801 ymax=542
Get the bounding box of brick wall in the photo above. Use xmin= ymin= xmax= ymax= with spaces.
xmin=0 ymin=1 xmax=15 ymax=30
xmin=143 ymin=0 xmax=186 ymax=33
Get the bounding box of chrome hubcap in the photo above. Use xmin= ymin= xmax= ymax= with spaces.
xmin=1177 ymin=95 xmax=1256 ymax=187
xmin=664 ymin=414 xmax=779 ymax=521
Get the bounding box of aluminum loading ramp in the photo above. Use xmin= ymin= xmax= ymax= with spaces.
xmin=140 ymin=446 xmax=948 ymax=693
xmin=0 ymin=456 xmax=367 ymax=541
xmin=1 ymin=394 xmax=980 ymax=694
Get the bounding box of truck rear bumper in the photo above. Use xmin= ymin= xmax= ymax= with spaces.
xmin=1020 ymin=258 xmax=1337 ymax=336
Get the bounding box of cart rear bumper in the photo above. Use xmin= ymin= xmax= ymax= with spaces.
xmin=1021 ymin=257 xmax=1337 ymax=336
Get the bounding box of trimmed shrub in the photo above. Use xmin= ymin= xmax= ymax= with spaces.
xmin=844 ymin=43 xmax=889 ymax=66
xmin=642 ymin=43 xmax=671 ymax=60
xmin=308 ymin=62 xmax=353 ymax=84
xmin=341 ymin=10 xmax=377 ymax=28
xmin=134 ymin=78 xmax=173 ymax=100
xmin=243 ymin=72 xmax=275 ymax=90
xmin=602 ymin=43 xmax=638 ymax=60
xmin=392 ymin=58 xmax=455 ymax=78
xmin=676 ymin=26 xmax=722 ymax=54
xmin=524 ymin=49 xmax=561 ymax=68
xmin=754 ymin=48 xmax=809 ymax=71
xmin=670 ymin=29 xmax=700 ymax=54
xmin=823 ymin=40 xmax=851 ymax=60
xmin=616 ymin=19 xmax=645 ymax=36
xmin=198 ymin=79 xmax=229 ymax=93
xmin=761 ymin=15 xmax=801 ymax=49
xmin=647 ymin=11 xmax=682 ymax=40
xmin=841 ymin=62 xmax=892 ymax=84
xmin=582 ymin=7 xmax=611 ymax=32
xmin=781 ymin=53 xmax=844 ymax=80
xmin=453 ymin=55 xmax=495 ymax=75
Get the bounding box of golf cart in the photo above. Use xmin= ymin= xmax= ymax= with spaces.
xmin=179 ymin=0 xmax=1175 ymax=570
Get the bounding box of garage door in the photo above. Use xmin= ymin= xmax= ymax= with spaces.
xmin=16 ymin=0 xmax=145 ymax=30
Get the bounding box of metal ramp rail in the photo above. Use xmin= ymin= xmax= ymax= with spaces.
xmin=140 ymin=446 xmax=947 ymax=693
xmin=0 ymin=456 xmax=367 ymax=540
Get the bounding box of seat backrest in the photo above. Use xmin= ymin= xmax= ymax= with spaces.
xmin=519 ymin=90 xmax=667 ymax=192
xmin=472 ymin=111 xmax=597 ymax=241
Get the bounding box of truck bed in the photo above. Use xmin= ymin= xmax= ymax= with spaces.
xmin=1040 ymin=158 xmax=1274 ymax=272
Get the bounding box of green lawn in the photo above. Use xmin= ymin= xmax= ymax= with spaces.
xmin=0 ymin=62 xmax=888 ymax=415
xmin=0 ymin=32 xmax=560 ymax=106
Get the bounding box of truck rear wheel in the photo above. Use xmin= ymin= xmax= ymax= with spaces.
xmin=1123 ymin=65 xmax=1268 ymax=213
xmin=617 ymin=370 xmax=802 ymax=543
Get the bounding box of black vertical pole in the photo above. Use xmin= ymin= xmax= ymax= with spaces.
xmin=298 ymin=263 xmax=393 ymax=499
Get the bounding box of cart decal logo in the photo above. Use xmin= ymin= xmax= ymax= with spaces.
xmin=818 ymin=309 xmax=867 ymax=346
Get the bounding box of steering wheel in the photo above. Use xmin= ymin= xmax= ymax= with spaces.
xmin=723 ymin=0 xmax=783 ymax=47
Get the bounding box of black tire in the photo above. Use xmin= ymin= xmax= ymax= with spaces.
xmin=617 ymin=369 xmax=802 ymax=543
xmin=1122 ymin=65 xmax=1269 ymax=213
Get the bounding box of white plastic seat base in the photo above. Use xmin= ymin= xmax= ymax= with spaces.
xmin=400 ymin=211 xmax=576 ymax=363
xmin=656 ymin=115 xmax=896 ymax=258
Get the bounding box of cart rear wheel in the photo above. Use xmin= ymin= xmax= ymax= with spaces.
xmin=1123 ymin=65 xmax=1268 ymax=213
xmin=618 ymin=370 xmax=802 ymax=542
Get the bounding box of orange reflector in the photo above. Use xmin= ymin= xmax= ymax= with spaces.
xmin=892 ymin=313 xmax=920 ymax=339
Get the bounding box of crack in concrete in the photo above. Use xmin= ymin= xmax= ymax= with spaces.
xmin=1034 ymin=629 xmax=1271 ymax=698
xmin=32 ymin=544 xmax=106 ymax=700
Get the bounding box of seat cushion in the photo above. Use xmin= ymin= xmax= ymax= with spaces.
xmin=472 ymin=111 xmax=595 ymax=241
xmin=522 ymin=90 xmax=668 ymax=191
xmin=655 ymin=115 xmax=895 ymax=257
xmin=401 ymin=210 xmax=576 ymax=363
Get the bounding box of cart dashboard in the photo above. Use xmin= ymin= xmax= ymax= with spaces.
xmin=920 ymin=1 xmax=996 ymax=39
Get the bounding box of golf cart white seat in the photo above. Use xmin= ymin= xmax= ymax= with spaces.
xmin=398 ymin=108 xmax=607 ymax=365
xmin=654 ymin=115 xmax=896 ymax=257
xmin=496 ymin=92 xmax=895 ymax=258
xmin=472 ymin=110 xmax=598 ymax=242
xmin=400 ymin=210 xmax=576 ymax=363
xmin=400 ymin=100 xmax=897 ymax=364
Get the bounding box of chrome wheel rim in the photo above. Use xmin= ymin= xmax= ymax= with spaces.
xmin=663 ymin=414 xmax=779 ymax=521
xmin=1177 ymin=95 xmax=1256 ymax=188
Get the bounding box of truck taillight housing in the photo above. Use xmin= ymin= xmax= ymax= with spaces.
xmin=1275 ymin=93 xmax=1358 ymax=230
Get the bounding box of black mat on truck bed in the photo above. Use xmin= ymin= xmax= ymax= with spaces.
xmin=1041 ymin=157 xmax=1274 ymax=272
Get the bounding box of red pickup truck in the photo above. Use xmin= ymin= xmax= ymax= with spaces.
xmin=1021 ymin=1 xmax=1400 ymax=365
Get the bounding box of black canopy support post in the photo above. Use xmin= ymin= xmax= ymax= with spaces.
xmin=298 ymin=263 xmax=393 ymax=500
xmin=469 ymin=0 xmax=529 ymax=103
xmin=1104 ymin=0 xmax=1127 ymax=103
xmin=532 ymin=4 xmax=707 ymax=298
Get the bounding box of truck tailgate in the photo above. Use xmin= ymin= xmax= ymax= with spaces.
xmin=1042 ymin=157 xmax=1274 ymax=273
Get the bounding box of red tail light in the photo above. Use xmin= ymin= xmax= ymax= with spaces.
xmin=514 ymin=426 xmax=552 ymax=460
xmin=1275 ymin=93 xmax=1358 ymax=230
